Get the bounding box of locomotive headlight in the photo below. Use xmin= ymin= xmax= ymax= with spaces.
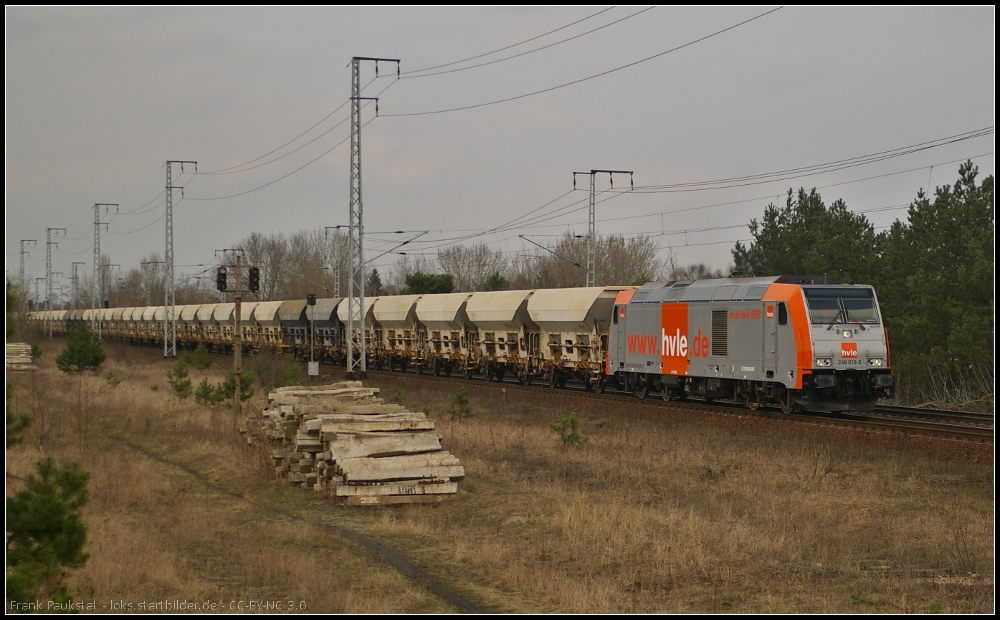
xmin=815 ymin=357 xmax=832 ymax=367
xmin=868 ymin=358 xmax=884 ymax=367
xmin=842 ymin=330 xmax=852 ymax=338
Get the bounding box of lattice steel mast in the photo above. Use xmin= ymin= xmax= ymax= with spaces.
xmin=92 ymin=204 xmax=116 ymax=336
xmin=19 ymin=239 xmax=36 ymax=300
xmin=46 ymin=228 xmax=65 ymax=336
xmin=346 ymin=56 xmax=398 ymax=378
xmin=572 ymin=170 xmax=633 ymax=287
xmin=164 ymin=161 xmax=196 ymax=357
xmin=71 ymin=262 xmax=85 ymax=309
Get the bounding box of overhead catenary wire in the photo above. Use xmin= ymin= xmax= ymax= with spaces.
xmin=591 ymin=151 xmax=996 ymax=225
xmin=402 ymin=6 xmax=616 ymax=76
xmin=199 ymin=76 xmax=380 ymax=175
xmin=400 ymin=7 xmax=656 ymax=79
xmin=187 ymin=83 xmax=395 ymax=202
xmin=382 ymin=6 xmax=784 ymax=117
xmin=625 ymin=127 xmax=994 ymax=193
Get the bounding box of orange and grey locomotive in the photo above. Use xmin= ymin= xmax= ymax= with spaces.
xmin=606 ymin=276 xmax=895 ymax=412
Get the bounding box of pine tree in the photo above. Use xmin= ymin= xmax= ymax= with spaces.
xmin=55 ymin=324 xmax=106 ymax=373
xmin=6 ymin=458 xmax=90 ymax=607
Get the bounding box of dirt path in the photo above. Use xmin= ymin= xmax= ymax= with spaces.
xmin=112 ymin=435 xmax=491 ymax=614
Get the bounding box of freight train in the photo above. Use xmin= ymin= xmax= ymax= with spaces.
xmin=29 ymin=275 xmax=895 ymax=412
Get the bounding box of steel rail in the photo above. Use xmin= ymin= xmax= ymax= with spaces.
xmin=365 ymin=368 xmax=994 ymax=444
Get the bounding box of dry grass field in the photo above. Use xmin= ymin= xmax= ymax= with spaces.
xmin=6 ymin=341 xmax=994 ymax=613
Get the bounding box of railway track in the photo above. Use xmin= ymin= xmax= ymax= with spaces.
xmin=125 ymin=344 xmax=996 ymax=443
xmin=362 ymin=368 xmax=994 ymax=444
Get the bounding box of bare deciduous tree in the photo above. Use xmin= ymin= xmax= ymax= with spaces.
xmin=437 ymin=243 xmax=509 ymax=292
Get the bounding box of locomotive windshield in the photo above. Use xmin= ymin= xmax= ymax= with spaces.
xmin=803 ymin=287 xmax=880 ymax=324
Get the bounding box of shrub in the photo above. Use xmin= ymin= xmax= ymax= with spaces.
xmin=166 ymin=361 xmax=192 ymax=400
xmin=248 ymin=349 xmax=301 ymax=394
xmin=550 ymin=412 xmax=587 ymax=447
xmin=221 ymin=369 xmax=254 ymax=402
xmin=195 ymin=371 xmax=253 ymax=406
xmin=179 ymin=345 xmax=212 ymax=371
xmin=55 ymin=324 xmax=105 ymax=373
xmin=194 ymin=378 xmax=221 ymax=406
xmin=447 ymin=388 xmax=473 ymax=418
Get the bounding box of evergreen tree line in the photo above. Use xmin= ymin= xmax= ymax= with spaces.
xmin=732 ymin=162 xmax=993 ymax=408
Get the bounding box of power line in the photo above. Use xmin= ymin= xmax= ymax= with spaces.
xmin=402 ymin=6 xmax=616 ymax=76
xmin=627 ymin=127 xmax=994 ymax=193
xmin=199 ymin=76 xmax=380 ymax=175
xmin=187 ymin=85 xmax=394 ymax=202
xmin=382 ymin=6 xmax=783 ymax=117
xmin=402 ymin=7 xmax=656 ymax=79
xmin=593 ymin=151 xmax=996 ymax=225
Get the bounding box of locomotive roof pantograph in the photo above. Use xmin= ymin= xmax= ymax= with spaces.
xmin=631 ymin=276 xmax=781 ymax=304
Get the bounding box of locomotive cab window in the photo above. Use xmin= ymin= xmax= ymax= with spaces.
xmin=778 ymin=302 xmax=787 ymax=325
xmin=803 ymin=287 xmax=879 ymax=325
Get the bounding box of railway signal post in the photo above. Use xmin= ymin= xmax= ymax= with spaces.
xmin=234 ymin=255 xmax=242 ymax=417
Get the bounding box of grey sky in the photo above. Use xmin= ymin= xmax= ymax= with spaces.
xmin=6 ymin=6 xmax=995 ymax=298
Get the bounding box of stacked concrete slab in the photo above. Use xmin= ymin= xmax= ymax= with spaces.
xmin=258 ymin=381 xmax=463 ymax=505
xmin=6 ymin=343 xmax=36 ymax=372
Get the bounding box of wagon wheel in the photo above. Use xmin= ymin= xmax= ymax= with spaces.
xmin=779 ymin=387 xmax=797 ymax=414
xmin=634 ymin=379 xmax=649 ymax=399
xmin=745 ymin=396 xmax=761 ymax=411
xmin=549 ymin=371 xmax=559 ymax=389
xmin=464 ymin=367 xmax=473 ymax=380
xmin=522 ymin=372 xmax=532 ymax=387
xmin=661 ymin=387 xmax=673 ymax=402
